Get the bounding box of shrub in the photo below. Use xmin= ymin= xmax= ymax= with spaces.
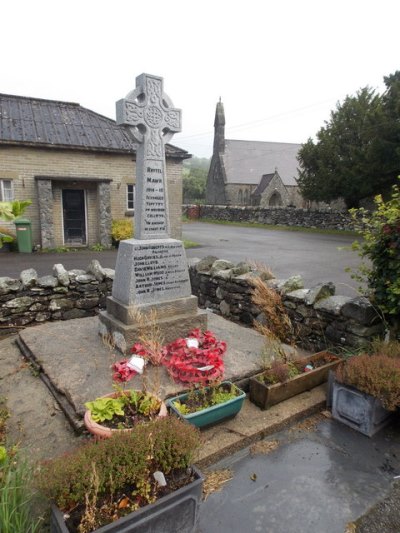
xmin=111 ymin=219 xmax=134 ymax=242
xmin=251 ymin=277 xmax=293 ymax=343
xmin=350 ymin=179 xmax=400 ymax=335
xmin=36 ymin=416 xmax=200 ymax=510
xmin=335 ymin=353 xmax=400 ymax=410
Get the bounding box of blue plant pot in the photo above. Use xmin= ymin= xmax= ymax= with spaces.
xmin=167 ymin=381 xmax=246 ymax=429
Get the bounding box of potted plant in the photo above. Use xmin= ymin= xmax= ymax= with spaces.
xmin=37 ymin=416 xmax=203 ymax=533
xmin=84 ymin=388 xmax=168 ymax=438
xmin=84 ymin=320 xmax=168 ymax=438
xmin=249 ymin=350 xmax=341 ymax=410
xmin=0 ymin=225 xmax=15 ymax=252
xmin=331 ymin=352 xmax=400 ymax=436
xmin=167 ymin=381 xmax=246 ymax=429
xmin=163 ymin=328 xmax=245 ymax=428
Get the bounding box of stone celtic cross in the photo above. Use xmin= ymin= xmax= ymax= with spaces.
xmin=116 ymin=73 xmax=181 ymax=240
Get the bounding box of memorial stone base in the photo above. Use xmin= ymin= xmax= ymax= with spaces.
xmin=98 ymin=237 xmax=208 ymax=353
xmin=98 ymin=300 xmax=208 ymax=354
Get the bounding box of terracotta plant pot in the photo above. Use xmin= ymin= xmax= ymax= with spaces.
xmin=84 ymin=390 xmax=168 ymax=438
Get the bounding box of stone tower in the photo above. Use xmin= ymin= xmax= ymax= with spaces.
xmin=206 ymin=100 xmax=228 ymax=204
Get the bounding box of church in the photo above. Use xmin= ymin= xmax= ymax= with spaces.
xmin=206 ymin=101 xmax=305 ymax=207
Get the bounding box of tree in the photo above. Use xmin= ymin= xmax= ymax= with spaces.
xmin=298 ymin=73 xmax=400 ymax=208
xmin=182 ymin=157 xmax=210 ymax=203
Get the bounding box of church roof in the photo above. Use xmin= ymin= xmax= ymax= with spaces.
xmin=252 ymin=173 xmax=275 ymax=197
xmin=222 ymin=139 xmax=301 ymax=186
xmin=0 ymin=93 xmax=188 ymax=158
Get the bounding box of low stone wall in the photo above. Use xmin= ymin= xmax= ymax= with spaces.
xmin=183 ymin=204 xmax=355 ymax=231
xmin=189 ymin=257 xmax=384 ymax=351
xmin=1 ymin=256 xmax=383 ymax=352
xmin=0 ymin=261 xmax=114 ymax=338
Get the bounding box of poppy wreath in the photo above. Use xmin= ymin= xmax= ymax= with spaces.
xmin=163 ymin=329 xmax=227 ymax=385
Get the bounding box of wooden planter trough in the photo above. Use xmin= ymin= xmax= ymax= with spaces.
xmin=249 ymin=351 xmax=341 ymax=410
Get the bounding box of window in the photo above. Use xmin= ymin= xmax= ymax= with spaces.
xmin=0 ymin=180 xmax=14 ymax=201
xmin=127 ymin=184 xmax=135 ymax=210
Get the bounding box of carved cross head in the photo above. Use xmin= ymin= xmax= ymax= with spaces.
xmin=116 ymin=73 xmax=182 ymax=146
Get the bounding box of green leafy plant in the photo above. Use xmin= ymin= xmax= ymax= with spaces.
xmin=36 ymin=417 xmax=200 ymax=530
xmin=349 ymin=179 xmax=400 ymax=336
xmin=173 ymin=383 xmax=240 ymax=415
xmin=0 ymin=200 xmax=32 ymax=221
xmin=0 ymin=226 xmax=15 ymax=249
xmin=90 ymin=243 xmax=106 ymax=251
xmin=85 ymin=390 xmax=162 ymax=427
xmin=84 ymin=397 xmax=125 ymax=423
xmin=335 ymin=353 xmax=400 ymax=411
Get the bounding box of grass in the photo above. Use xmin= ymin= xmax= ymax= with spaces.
xmin=0 ymin=399 xmax=44 ymax=532
xmin=184 ymin=217 xmax=358 ymax=237
xmin=183 ymin=239 xmax=200 ymax=248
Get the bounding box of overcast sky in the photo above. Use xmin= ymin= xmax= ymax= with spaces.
xmin=2 ymin=0 xmax=399 ymax=158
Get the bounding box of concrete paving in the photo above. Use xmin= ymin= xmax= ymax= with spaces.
xmin=198 ymin=415 xmax=400 ymax=533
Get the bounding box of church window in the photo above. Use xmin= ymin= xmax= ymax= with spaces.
xmin=238 ymin=189 xmax=243 ymax=204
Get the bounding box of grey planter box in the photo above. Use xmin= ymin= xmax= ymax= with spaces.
xmin=50 ymin=466 xmax=203 ymax=533
xmin=331 ymin=379 xmax=394 ymax=437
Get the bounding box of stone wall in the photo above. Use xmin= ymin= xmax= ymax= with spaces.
xmin=189 ymin=257 xmax=384 ymax=352
xmin=0 ymin=260 xmax=114 ymax=338
xmin=1 ymin=256 xmax=384 ymax=352
xmin=183 ymin=204 xmax=355 ymax=231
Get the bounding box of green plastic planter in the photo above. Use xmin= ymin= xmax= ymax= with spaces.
xmin=167 ymin=381 xmax=246 ymax=429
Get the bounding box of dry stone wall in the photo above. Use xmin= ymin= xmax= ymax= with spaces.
xmin=183 ymin=204 xmax=355 ymax=231
xmin=189 ymin=257 xmax=384 ymax=351
xmin=0 ymin=260 xmax=114 ymax=338
xmin=1 ymin=256 xmax=384 ymax=352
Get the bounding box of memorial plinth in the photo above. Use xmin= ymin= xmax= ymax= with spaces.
xmin=99 ymin=238 xmax=207 ymax=352
xmin=98 ymin=73 xmax=207 ymax=352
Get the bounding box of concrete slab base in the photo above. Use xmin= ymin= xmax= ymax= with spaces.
xmin=17 ymin=312 xmax=270 ymax=432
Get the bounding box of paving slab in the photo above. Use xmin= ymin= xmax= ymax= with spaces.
xmin=17 ymin=312 xmax=275 ymax=430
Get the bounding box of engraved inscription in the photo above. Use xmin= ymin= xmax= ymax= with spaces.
xmin=116 ymin=74 xmax=182 ymax=240
xmin=133 ymin=242 xmax=189 ymax=296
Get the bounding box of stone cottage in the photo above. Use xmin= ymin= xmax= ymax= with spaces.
xmin=205 ymin=100 xmax=304 ymax=207
xmin=0 ymin=93 xmax=189 ymax=249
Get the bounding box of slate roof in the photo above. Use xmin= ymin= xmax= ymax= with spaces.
xmin=251 ymin=173 xmax=275 ymax=197
xmin=222 ymin=140 xmax=301 ymax=186
xmin=0 ymin=93 xmax=188 ymax=158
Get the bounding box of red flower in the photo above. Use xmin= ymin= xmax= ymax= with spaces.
xmin=112 ymin=359 xmax=137 ymax=383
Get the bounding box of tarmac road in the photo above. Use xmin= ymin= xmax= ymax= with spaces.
xmin=0 ymin=222 xmax=362 ymax=297
xmin=184 ymin=222 xmax=362 ymax=297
